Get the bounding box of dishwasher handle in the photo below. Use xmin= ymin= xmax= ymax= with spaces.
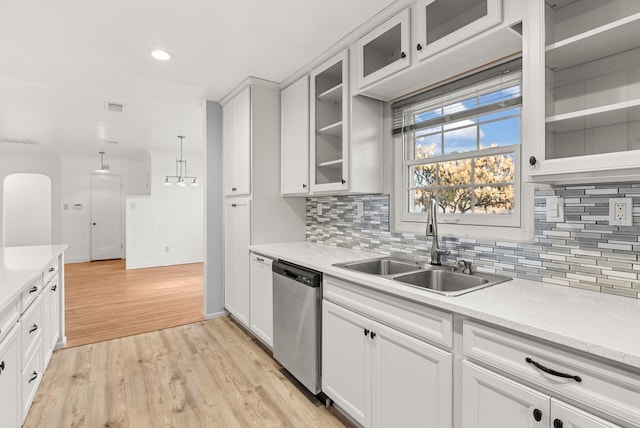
xmin=273 ymin=260 xmax=322 ymax=287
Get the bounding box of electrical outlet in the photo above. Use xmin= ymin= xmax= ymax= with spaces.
xmin=545 ymin=196 xmax=564 ymax=222
xmin=356 ymin=201 xmax=364 ymax=218
xmin=609 ymin=198 xmax=633 ymax=226
xmin=317 ymin=203 xmax=323 ymax=217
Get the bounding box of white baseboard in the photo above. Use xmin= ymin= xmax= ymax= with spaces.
xmin=126 ymin=259 xmax=204 ymax=270
xmin=203 ymin=310 xmax=228 ymax=320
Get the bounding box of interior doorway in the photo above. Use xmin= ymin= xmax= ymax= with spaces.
xmin=90 ymin=173 xmax=123 ymax=260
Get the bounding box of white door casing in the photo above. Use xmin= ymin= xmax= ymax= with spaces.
xmin=90 ymin=174 xmax=123 ymax=261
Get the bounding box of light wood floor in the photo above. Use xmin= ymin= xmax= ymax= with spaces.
xmin=65 ymin=259 xmax=204 ymax=347
xmin=24 ymin=317 xmax=352 ymax=428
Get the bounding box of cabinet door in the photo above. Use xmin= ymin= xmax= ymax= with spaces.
xmin=0 ymin=325 xmax=20 ymax=428
xmin=371 ymin=321 xmax=452 ymax=428
xmin=281 ymin=76 xmax=310 ymax=196
xmin=249 ymin=254 xmax=273 ymax=347
xmin=355 ymin=8 xmax=411 ymax=89
xmin=310 ymin=50 xmax=349 ymax=193
xmin=551 ymin=400 xmax=619 ymax=428
xmin=43 ymin=277 xmax=60 ymax=367
xmin=322 ymin=301 xmax=371 ymax=427
xmin=415 ymin=0 xmax=502 ymax=61
xmin=223 ymin=87 xmax=251 ymax=196
xmin=462 ymin=361 xmax=549 ymax=428
xmin=224 ymin=199 xmax=251 ymax=327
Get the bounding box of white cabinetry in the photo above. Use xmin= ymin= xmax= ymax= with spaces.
xmin=221 ymin=78 xmax=306 ymax=327
xmin=224 ymin=199 xmax=251 ymax=327
xmin=310 ymin=50 xmax=382 ymax=194
xmin=527 ymin=0 xmax=640 ymax=184
xmin=223 ymin=86 xmax=251 ymax=196
xmin=249 ymin=253 xmax=273 ymax=347
xmin=462 ymin=320 xmax=638 ymax=427
xmin=281 ymin=76 xmax=310 ymax=196
xmin=415 ymin=0 xmax=502 ymax=61
xmin=322 ymin=277 xmax=452 ymax=428
xmin=355 ymin=8 xmax=411 ymax=90
xmin=0 ymin=324 xmax=19 ymax=428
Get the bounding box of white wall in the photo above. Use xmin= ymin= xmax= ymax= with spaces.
xmin=60 ymin=152 xmax=149 ymax=263
xmin=125 ymin=149 xmax=204 ymax=269
xmin=0 ymin=148 xmax=61 ymax=247
xmin=3 ymin=173 xmax=52 ymax=246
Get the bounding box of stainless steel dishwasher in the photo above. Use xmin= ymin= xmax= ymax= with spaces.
xmin=272 ymin=260 xmax=322 ymax=395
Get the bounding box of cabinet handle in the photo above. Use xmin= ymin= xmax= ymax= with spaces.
xmin=51 ymin=284 xmax=57 ymax=292
xmin=0 ymin=361 xmax=4 ymax=373
xmin=533 ymin=408 xmax=542 ymax=422
xmin=302 ymin=183 xmax=307 ymax=188
xmin=370 ymin=331 xmax=376 ymax=339
xmin=363 ymin=328 xmax=369 ymax=336
xmin=256 ymin=257 xmax=264 ymax=262
xmin=29 ymin=371 xmax=38 ymax=383
xmin=29 ymin=324 xmax=38 ymax=334
xmin=525 ymin=357 xmax=582 ymax=382
xmin=29 ymin=286 xmax=38 ymax=294
xmin=231 ymin=204 xmax=238 ymax=207
xmin=341 ymin=179 xmax=346 ymax=184
xmin=529 ymin=156 xmax=537 ymax=166
xmin=400 ymin=51 xmax=406 ymax=59
xmin=416 ymin=43 xmax=423 ymax=51
xmin=231 ymin=187 xmax=237 ymax=191
xmin=553 ymin=419 xmax=563 ymax=428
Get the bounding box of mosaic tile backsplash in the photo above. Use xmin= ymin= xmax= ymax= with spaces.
xmin=306 ymin=185 xmax=640 ymax=299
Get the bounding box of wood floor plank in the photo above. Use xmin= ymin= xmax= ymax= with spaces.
xmin=65 ymin=259 xmax=204 ymax=347
xmin=25 ymin=317 xmax=352 ymax=428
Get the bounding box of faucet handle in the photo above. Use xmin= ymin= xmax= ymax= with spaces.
xmin=458 ymin=259 xmax=473 ymax=274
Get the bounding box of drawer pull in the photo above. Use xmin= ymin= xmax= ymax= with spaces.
xmin=49 ymin=267 xmax=55 ymax=272
xmin=256 ymin=257 xmax=264 ymax=262
xmin=370 ymin=331 xmax=377 ymax=339
xmin=51 ymin=284 xmax=57 ymax=292
xmin=554 ymin=419 xmax=563 ymax=428
xmin=0 ymin=361 xmax=4 ymax=373
xmin=29 ymin=286 xmax=38 ymax=294
xmin=364 ymin=328 xmax=370 ymax=336
xmin=28 ymin=371 xmax=38 ymax=383
xmin=29 ymin=324 xmax=39 ymax=334
xmin=533 ymin=408 xmax=543 ymax=422
xmin=525 ymin=357 xmax=582 ymax=382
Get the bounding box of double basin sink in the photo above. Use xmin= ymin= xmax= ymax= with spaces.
xmin=332 ymin=257 xmax=511 ymax=297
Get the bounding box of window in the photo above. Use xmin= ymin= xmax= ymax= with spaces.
xmin=393 ymin=59 xmax=522 ymax=229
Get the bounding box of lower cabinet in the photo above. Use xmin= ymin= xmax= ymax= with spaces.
xmin=0 ymin=324 xmax=20 ymax=428
xmin=322 ymin=300 xmax=452 ymax=428
xmin=224 ymin=199 xmax=251 ymax=327
xmin=462 ymin=362 xmax=619 ymax=428
xmin=43 ymin=275 xmax=60 ymax=367
xmin=249 ymin=253 xmax=273 ymax=347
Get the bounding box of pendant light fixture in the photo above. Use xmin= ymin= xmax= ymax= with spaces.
xmin=163 ymin=135 xmax=199 ymax=187
xmin=95 ymin=151 xmax=110 ymax=173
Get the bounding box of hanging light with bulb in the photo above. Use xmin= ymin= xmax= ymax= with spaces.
xmin=95 ymin=151 xmax=110 ymax=173
xmin=163 ymin=135 xmax=199 ymax=187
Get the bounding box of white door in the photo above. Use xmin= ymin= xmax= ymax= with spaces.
xmin=281 ymin=75 xmax=310 ymax=195
xmin=551 ymin=400 xmax=619 ymax=428
xmin=249 ymin=254 xmax=273 ymax=347
xmin=371 ymin=321 xmax=452 ymax=428
xmin=462 ymin=361 xmax=550 ymax=428
xmin=90 ymin=174 xmax=123 ymax=261
xmin=322 ymin=300 xmax=371 ymax=427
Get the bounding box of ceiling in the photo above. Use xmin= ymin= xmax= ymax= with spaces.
xmin=0 ymin=0 xmax=397 ymax=157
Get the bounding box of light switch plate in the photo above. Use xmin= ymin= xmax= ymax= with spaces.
xmin=609 ymin=197 xmax=633 ymax=226
xmin=545 ymin=196 xmax=564 ymax=222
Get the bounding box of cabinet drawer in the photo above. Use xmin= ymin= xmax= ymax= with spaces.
xmin=463 ymin=320 xmax=640 ymax=426
xmin=44 ymin=258 xmax=59 ymax=285
xmin=21 ymin=276 xmax=43 ymax=313
xmin=0 ymin=297 xmax=20 ymax=343
xmin=20 ymin=295 xmax=43 ymax=366
xmin=21 ymin=338 xmax=43 ymax=423
xmin=324 ymin=275 xmax=453 ymax=349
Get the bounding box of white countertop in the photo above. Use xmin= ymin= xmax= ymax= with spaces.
xmin=251 ymin=241 xmax=640 ymax=370
xmin=0 ymin=245 xmax=67 ymax=311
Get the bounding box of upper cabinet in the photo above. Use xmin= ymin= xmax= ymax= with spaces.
xmin=310 ymin=51 xmax=349 ymax=193
xmin=526 ymin=0 xmax=640 ymax=184
xmin=310 ymin=50 xmax=383 ymax=195
xmin=281 ymin=76 xmax=310 ymax=196
xmin=223 ymin=87 xmax=251 ymax=196
xmin=415 ymin=0 xmax=502 ymax=60
xmin=355 ymin=8 xmax=411 ymax=90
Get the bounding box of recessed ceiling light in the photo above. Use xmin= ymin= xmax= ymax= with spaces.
xmin=149 ymin=49 xmax=173 ymax=61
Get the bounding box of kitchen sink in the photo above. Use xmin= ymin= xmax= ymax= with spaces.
xmin=333 ymin=257 xmax=421 ymax=276
xmin=333 ymin=256 xmax=511 ymax=296
xmin=392 ymin=269 xmax=510 ymax=296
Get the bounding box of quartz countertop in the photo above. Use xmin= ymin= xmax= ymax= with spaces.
xmin=0 ymin=245 xmax=67 ymax=312
xmin=250 ymin=241 xmax=640 ymax=370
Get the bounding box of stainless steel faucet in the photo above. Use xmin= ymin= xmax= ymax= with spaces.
xmin=426 ymin=197 xmax=450 ymax=265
